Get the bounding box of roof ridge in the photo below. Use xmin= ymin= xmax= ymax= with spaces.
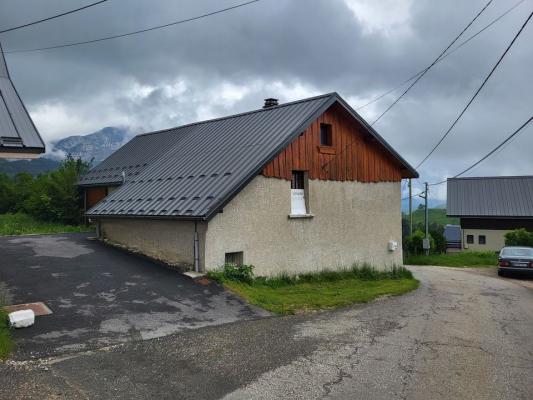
xmin=448 ymin=175 xmax=533 ymax=181
xmin=137 ymin=92 xmax=338 ymax=138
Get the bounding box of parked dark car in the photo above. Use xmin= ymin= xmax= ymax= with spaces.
xmin=498 ymin=247 xmax=533 ymax=276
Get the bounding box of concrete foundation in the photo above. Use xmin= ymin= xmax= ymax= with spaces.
xmin=99 ymin=219 xmax=207 ymax=269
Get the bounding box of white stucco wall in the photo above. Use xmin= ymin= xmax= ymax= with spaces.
xmin=205 ymin=176 xmax=403 ymax=276
xmin=462 ymin=228 xmax=508 ymax=252
xmin=99 ymin=218 xmax=206 ymax=269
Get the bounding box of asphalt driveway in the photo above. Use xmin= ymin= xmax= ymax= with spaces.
xmin=1 ymin=266 xmax=532 ymax=399
xmin=0 ymin=233 xmax=268 ymax=359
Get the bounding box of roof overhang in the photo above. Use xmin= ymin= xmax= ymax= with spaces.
xmin=0 ymin=149 xmax=41 ymax=159
xmin=87 ymin=213 xmax=205 ymax=221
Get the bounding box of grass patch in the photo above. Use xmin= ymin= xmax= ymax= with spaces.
xmin=208 ymin=265 xmax=419 ymax=315
xmin=0 ymin=213 xmax=92 ymax=236
xmin=0 ymin=310 xmax=14 ymax=360
xmin=405 ymin=251 xmax=498 ymax=267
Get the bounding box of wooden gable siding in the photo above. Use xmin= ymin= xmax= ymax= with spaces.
xmin=86 ymin=186 xmax=108 ymax=209
xmin=262 ymin=103 xmax=404 ymax=182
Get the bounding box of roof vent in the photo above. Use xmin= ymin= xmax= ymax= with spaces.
xmin=263 ymin=98 xmax=279 ymax=108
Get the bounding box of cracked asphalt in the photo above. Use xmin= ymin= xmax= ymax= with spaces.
xmin=1 ymin=266 xmax=532 ymax=399
xmin=0 ymin=233 xmax=269 ymax=359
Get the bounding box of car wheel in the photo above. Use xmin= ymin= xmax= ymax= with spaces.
xmin=497 ymin=269 xmax=505 ymax=277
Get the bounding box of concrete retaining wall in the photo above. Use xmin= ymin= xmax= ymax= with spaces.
xmin=99 ymin=218 xmax=207 ymax=269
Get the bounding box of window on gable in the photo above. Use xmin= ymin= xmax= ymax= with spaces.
xmin=466 ymin=235 xmax=474 ymax=244
xmin=320 ymin=123 xmax=333 ymax=146
xmin=291 ymin=170 xmax=308 ymax=215
xmin=291 ymin=170 xmax=305 ymax=189
xmin=478 ymin=235 xmax=486 ymax=245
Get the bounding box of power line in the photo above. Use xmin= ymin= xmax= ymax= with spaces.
xmin=447 ymin=115 xmax=533 ymax=179
xmin=356 ymin=0 xmax=526 ymax=111
xmin=4 ymin=0 xmax=261 ymax=54
xmin=0 ymin=1 xmax=110 ymax=34
xmin=415 ymin=11 xmax=533 ymax=170
xmin=323 ymin=1 xmax=520 ymax=174
xmin=402 ymin=115 xmax=533 ymax=199
xmin=370 ymin=0 xmax=494 ymax=126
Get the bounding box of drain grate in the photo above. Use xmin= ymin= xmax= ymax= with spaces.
xmin=3 ymin=302 xmax=53 ymax=316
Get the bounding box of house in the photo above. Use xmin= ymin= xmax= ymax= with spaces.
xmin=79 ymin=93 xmax=418 ymax=276
xmin=447 ymin=176 xmax=533 ymax=252
xmin=0 ymin=41 xmax=45 ymax=159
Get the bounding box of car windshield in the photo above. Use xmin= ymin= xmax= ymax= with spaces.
xmin=501 ymin=248 xmax=533 ymax=257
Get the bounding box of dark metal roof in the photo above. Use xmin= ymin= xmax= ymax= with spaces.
xmin=0 ymin=41 xmax=45 ymax=156
xmin=85 ymin=92 xmax=417 ymax=220
xmin=78 ymin=129 xmax=186 ymax=186
xmin=447 ymin=176 xmax=533 ymax=218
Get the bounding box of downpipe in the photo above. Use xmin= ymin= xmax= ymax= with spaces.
xmin=194 ymin=222 xmax=200 ymax=273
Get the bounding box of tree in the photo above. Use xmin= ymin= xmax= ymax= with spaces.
xmin=23 ymin=155 xmax=90 ymax=224
xmin=0 ymin=173 xmax=15 ymax=213
xmin=429 ymin=228 xmax=446 ymax=254
xmin=405 ymin=230 xmax=435 ymax=256
xmin=504 ymin=229 xmax=533 ymax=247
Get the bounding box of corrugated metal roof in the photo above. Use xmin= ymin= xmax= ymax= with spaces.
xmin=0 ymin=41 xmax=45 ymax=155
xmin=447 ymin=176 xmax=533 ymax=218
xmin=78 ymin=129 xmax=186 ymax=186
xmin=85 ymin=92 xmax=417 ymax=220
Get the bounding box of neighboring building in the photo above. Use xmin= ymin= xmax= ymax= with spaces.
xmin=447 ymin=176 xmax=533 ymax=252
xmin=0 ymin=41 xmax=45 ymax=159
xmin=79 ymin=93 xmax=418 ymax=276
xmin=444 ymin=224 xmax=461 ymax=253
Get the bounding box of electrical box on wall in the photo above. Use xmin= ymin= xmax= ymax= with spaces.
xmin=388 ymin=240 xmax=398 ymax=252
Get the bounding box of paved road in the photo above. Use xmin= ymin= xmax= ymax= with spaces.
xmin=0 ymin=233 xmax=268 ymax=359
xmin=1 ymin=266 xmax=532 ymax=399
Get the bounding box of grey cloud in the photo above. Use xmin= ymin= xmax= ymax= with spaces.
xmin=0 ymin=0 xmax=531 ymax=200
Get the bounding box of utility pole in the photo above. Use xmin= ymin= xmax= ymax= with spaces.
xmin=424 ymin=182 xmax=429 ymax=256
xmin=408 ymin=179 xmax=413 ymax=236
xmin=418 ymin=182 xmax=430 ymax=256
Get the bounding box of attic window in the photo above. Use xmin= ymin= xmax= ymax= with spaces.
xmin=320 ymin=123 xmax=333 ymax=146
xmin=291 ymin=171 xmax=305 ymax=190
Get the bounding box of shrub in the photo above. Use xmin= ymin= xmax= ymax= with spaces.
xmin=405 ymin=230 xmax=435 ymax=256
xmin=208 ymin=264 xmax=255 ymax=283
xmin=0 ymin=155 xmax=91 ymax=225
xmin=429 ymin=228 xmax=447 ymax=254
xmin=504 ymin=229 xmax=533 ymax=247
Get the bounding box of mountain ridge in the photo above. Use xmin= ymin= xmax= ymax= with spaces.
xmin=0 ymin=127 xmax=131 ymax=176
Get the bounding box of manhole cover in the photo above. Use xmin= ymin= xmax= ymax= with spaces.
xmin=3 ymin=302 xmax=53 ymax=316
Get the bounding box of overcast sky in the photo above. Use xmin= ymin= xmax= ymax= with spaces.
xmin=0 ymin=0 xmax=531 ymax=199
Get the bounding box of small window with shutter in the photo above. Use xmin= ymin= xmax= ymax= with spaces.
xmin=320 ymin=123 xmax=333 ymax=146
